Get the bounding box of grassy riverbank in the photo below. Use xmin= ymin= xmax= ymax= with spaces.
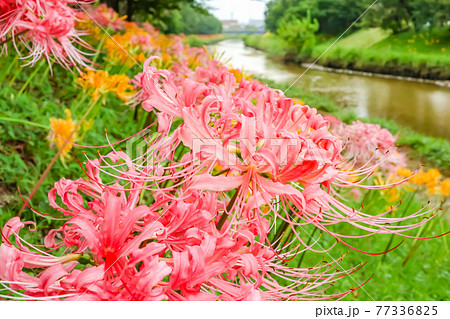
xmin=185 ymin=33 xmax=242 ymax=47
xmin=259 ymin=77 xmax=450 ymax=175
xmin=244 ymin=28 xmax=450 ymax=80
xmin=184 ymin=34 xmax=225 ymax=47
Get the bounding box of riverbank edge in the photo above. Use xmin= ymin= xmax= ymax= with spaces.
xmin=243 ymin=35 xmax=450 ymax=82
xmin=257 ymin=77 xmax=450 ymax=175
xmin=301 ymin=63 xmax=450 ymax=88
xmin=185 ymin=34 xmax=242 ymax=47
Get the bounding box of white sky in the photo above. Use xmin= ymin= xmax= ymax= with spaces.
xmin=207 ymin=0 xmax=268 ymax=24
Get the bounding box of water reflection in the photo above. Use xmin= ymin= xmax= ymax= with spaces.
xmin=210 ymin=39 xmax=450 ymax=139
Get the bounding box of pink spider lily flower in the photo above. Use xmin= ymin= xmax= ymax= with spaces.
xmin=0 ymin=0 xmax=93 ymax=70
xmin=331 ymin=120 xmax=407 ymax=174
xmin=0 ymin=217 xmax=85 ymax=300
xmin=0 ymin=151 xmax=367 ymax=301
xmin=136 ymin=58 xmax=443 ymax=255
xmin=83 ymin=3 xmax=127 ymax=32
xmin=192 ymin=59 xmax=232 ymax=85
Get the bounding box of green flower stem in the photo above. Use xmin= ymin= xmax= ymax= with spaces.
xmin=0 ymin=30 xmax=28 ymax=46
xmin=278 ymin=215 xmax=301 ymax=247
xmin=273 ymin=210 xmax=297 ymax=244
xmin=19 ymin=98 xmax=100 ymax=214
xmin=92 ymin=34 xmax=107 ymax=64
xmin=17 ymin=60 xmax=45 ymax=96
xmin=7 ymin=67 xmax=19 ymax=89
xmin=381 ymin=189 xmax=417 ymax=264
xmin=297 ymin=227 xmax=318 ymax=268
xmin=0 ymin=116 xmax=48 ymax=129
xmin=0 ymin=56 xmax=18 ymax=84
xmin=217 ymin=187 xmax=240 ymax=231
xmin=72 ymin=93 xmax=90 ymax=115
xmin=133 ymin=105 xmax=139 ymax=121
xmin=142 ymin=110 xmax=157 ymax=130
xmin=439 ymin=217 xmax=448 ymax=253
xmin=401 ymin=200 xmax=444 ymax=266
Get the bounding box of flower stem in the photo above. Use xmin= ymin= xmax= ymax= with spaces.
xmin=19 ymin=99 xmax=99 ymax=214
xmin=273 ymin=211 xmax=296 ymax=243
xmin=0 ymin=116 xmax=48 ymax=129
xmin=401 ymin=200 xmax=444 ymax=266
xmin=133 ymin=105 xmax=139 ymax=121
xmin=17 ymin=60 xmax=45 ymax=96
xmin=297 ymin=227 xmax=318 ymax=268
xmin=278 ymin=215 xmax=301 ymax=247
xmin=0 ymin=56 xmax=18 ymax=84
xmin=0 ymin=30 xmax=27 ymax=46
xmin=92 ymin=34 xmax=106 ymax=64
xmin=217 ymin=187 xmax=240 ymax=231
xmin=142 ymin=110 xmax=156 ymax=130
xmin=381 ymin=189 xmax=417 ymax=263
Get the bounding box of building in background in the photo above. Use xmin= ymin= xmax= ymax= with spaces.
xmin=220 ymin=19 xmax=242 ymax=32
xmin=220 ymin=19 xmax=265 ymax=33
xmin=247 ymin=19 xmax=265 ymax=32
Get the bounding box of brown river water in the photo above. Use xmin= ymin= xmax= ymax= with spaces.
xmin=209 ymin=39 xmax=450 ymax=139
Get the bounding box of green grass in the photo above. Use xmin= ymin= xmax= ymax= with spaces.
xmin=184 ymin=34 xmax=224 ymax=47
xmin=244 ymin=28 xmax=450 ymax=80
xmin=0 ymin=54 xmax=144 ymax=227
xmin=282 ymin=187 xmax=450 ymax=300
xmin=185 ymin=33 xmax=242 ymax=47
xmin=372 ymin=28 xmax=449 ymax=54
xmin=313 ymin=28 xmax=450 ymax=78
xmin=329 ymin=27 xmax=392 ymax=49
xmin=242 ymin=33 xmax=287 ymax=57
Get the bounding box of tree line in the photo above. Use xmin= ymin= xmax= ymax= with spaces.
xmin=265 ymin=0 xmax=450 ymax=35
xmin=101 ymin=0 xmax=222 ymax=34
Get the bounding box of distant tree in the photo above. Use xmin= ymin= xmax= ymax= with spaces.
xmin=277 ymin=10 xmax=319 ymax=53
xmin=100 ymin=0 xmax=221 ymax=34
xmin=164 ymin=10 xmax=185 ymax=34
xmin=361 ymin=0 xmax=413 ymax=33
xmin=105 ymin=0 xmax=120 ymax=13
xmin=410 ymin=0 xmax=450 ymax=31
xmin=361 ymin=0 xmax=450 ymax=33
xmin=265 ymin=0 xmax=298 ymax=33
xmin=166 ymin=3 xmax=222 ymax=34
xmin=100 ymin=0 xmax=195 ymax=23
xmin=265 ymin=0 xmax=368 ymax=35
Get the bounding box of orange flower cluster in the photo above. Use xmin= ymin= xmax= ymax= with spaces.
xmin=48 ymin=109 xmax=78 ymax=160
xmin=374 ymin=174 xmax=402 ymax=207
xmin=228 ymin=68 xmax=253 ymax=83
xmin=292 ymin=97 xmax=305 ymax=106
xmin=104 ymin=31 xmax=148 ymax=67
xmin=440 ymin=179 xmax=450 ymax=196
xmin=77 ymin=69 xmax=134 ymax=102
xmin=398 ymin=167 xmax=450 ymax=196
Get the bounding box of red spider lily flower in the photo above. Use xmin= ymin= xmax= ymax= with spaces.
xmin=82 ymin=3 xmax=127 ymax=32
xmin=331 ymin=120 xmax=407 ymax=173
xmin=136 ymin=58 xmax=441 ymax=255
xmin=0 ymin=151 xmax=364 ymax=300
xmin=0 ymin=0 xmax=93 ymax=70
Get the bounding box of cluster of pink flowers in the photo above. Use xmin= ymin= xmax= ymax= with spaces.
xmin=130 ymin=47 xmax=210 ymax=105
xmin=0 ymin=0 xmax=92 ymax=69
xmin=327 ymin=117 xmax=407 ymax=174
xmin=83 ymin=3 xmax=127 ymax=31
xmin=1 ymin=151 xmax=365 ymax=300
xmin=138 ymin=58 xmax=431 ymax=245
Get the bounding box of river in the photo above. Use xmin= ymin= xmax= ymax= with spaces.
xmin=209 ymin=39 xmax=450 ymax=139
